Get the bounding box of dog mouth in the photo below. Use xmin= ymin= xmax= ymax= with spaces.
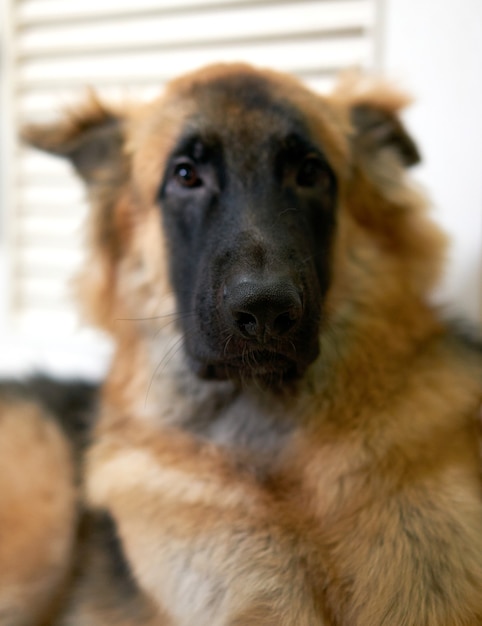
xmin=184 ymin=296 xmax=322 ymax=385
xmin=189 ymin=345 xmax=315 ymax=385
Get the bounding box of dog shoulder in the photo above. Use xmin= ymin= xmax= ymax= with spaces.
xmin=0 ymin=381 xmax=80 ymax=623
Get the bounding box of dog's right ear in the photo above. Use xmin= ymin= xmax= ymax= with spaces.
xmin=21 ymin=92 xmax=126 ymax=187
xmin=22 ymin=94 xmax=131 ymax=330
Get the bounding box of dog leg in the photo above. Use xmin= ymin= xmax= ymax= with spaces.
xmin=86 ymin=421 xmax=326 ymax=626
xmin=319 ymin=462 xmax=482 ymax=625
xmin=0 ymin=401 xmax=76 ymax=625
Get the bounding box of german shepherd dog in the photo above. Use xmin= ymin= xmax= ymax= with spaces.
xmin=2 ymin=63 xmax=481 ymax=625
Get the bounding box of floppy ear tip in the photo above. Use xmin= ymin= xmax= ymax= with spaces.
xmin=20 ymin=90 xmax=117 ymax=156
xmin=20 ymin=121 xmax=69 ymax=158
xmin=20 ymin=110 xmax=86 ymax=155
xmin=20 ymin=123 xmax=39 ymax=147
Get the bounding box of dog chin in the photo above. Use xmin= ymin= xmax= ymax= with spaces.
xmin=188 ymin=348 xmax=318 ymax=386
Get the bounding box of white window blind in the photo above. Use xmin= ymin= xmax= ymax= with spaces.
xmin=1 ymin=0 xmax=381 ymax=374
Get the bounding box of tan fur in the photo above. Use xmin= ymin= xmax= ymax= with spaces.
xmin=0 ymin=401 xmax=76 ymax=625
xmin=7 ymin=63 xmax=482 ymax=624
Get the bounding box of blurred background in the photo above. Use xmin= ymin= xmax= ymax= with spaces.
xmin=0 ymin=0 xmax=481 ymax=379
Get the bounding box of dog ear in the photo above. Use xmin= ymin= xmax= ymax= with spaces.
xmin=22 ymin=93 xmax=131 ymax=330
xmin=350 ymin=103 xmax=420 ymax=167
xmin=331 ymin=74 xmax=421 ymax=167
xmin=21 ymin=92 xmax=126 ymax=186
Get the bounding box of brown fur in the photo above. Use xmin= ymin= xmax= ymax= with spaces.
xmin=0 ymin=399 xmax=76 ymax=624
xmin=6 ymin=63 xmax=482 ymax=624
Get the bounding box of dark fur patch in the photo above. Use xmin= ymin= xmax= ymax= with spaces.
xmin=188 ymin=71 xmax=302 ymax=120
xmin=0 ymin=375 xmax=99 ymax=458
xmin=55 ymin=511 xmax=153 ymax=622
xmin=445 ymin=318 xmax=482 ymax=357
xmin=76 ymin=511 xmax=137 ymax=594
xmin=351 ymin=103 xmax=421 ymax=166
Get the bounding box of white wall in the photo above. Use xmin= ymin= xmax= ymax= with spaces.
xmin=383 ymin=0 xmax=482 ymax=324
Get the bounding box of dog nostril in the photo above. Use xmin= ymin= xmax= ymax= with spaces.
xmin=273 ymin=309 xmax=299 ymax=336
xmin=226 ymin=278 xmax=303 ymax=342
xmin=235 ymin=312 xmax=258 ymax=337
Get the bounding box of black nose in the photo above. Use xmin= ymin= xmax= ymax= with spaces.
xmin=224 ymin=276 xmax=303 ymax=342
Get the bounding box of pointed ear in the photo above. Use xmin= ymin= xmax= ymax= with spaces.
xmin=350 ymin=103 xmax=420 ymax=167
xmin=21 ymin=92 xmax=126 ymax=185
xmin=331 ymin=74 xmax=421 ymax=167
xmin=22 ymin=93 xmax=131 ymax=331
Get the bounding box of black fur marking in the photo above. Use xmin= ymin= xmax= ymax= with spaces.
xmin=351 ymin=104 xmax=421 ymax=167
xmin=158 ymin=78 xmax=338 ymax=386
xmin=56 ymin=511 xmax=150 ymax=621
xmin=0 ymin=375 xmax=99 ymax=458
xmin=78 ymin=512 xmax=136 ymax=593
xmin=445 ymin=318 xmax=482 ymax=357
xmin=68 ymin=118 xmax=124 ymax=184
xmin=190 ymin=71 xmax=302 ymax=121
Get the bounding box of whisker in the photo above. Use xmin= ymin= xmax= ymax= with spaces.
xmin=223 ymin=334 xmax=234 ymax=356
xmin=144 ymin=331 xmax=192 ymax=408
xmin=116 ymin=310 xmax=192 ymax=322
xmin=278 ymin=207 xmax=298 ymax=218
xmin=154 ymin=312 xmax=196 ymax=338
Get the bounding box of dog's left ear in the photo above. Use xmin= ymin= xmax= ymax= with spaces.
xmin=330 ymin=75 xmax=421 ymax=168
xmin=350 ymin=103 xmax=420 ymax=167
xmin=21 ymin=92 xmax=126 ymax=186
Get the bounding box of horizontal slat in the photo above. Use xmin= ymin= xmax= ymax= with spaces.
xmin=17 ymin=74 xmax=340 ymax=120
xmin=17 ymin=2 xmax=373 ymax=57
xmin=3 ymin=320 xmax=107 ymax=349
xmin=16 ymin=184 xmax=85 ymax=205
xmin=15 ymin=267 xmax=79 ymax=292
xmin=17 ymin=231 xmax=83 ymax=250
xmin=17 ymin=202 xmax=88 ymax=224
xmin=18 ymin=36 xmax=372 ymax=86
xmin=17 ymin=275 xmax=73 ymax=304
xmin=17 ymin=174 xmax=83 ymax=190
xmin=16 ymin=245 xmax=84 ymax=270
xmin=15 ymin=259 xmax=80 ymax=283
xmin=17 ymin=172 xmax=82 ymax=189
xmin=19 ymin=150 xmax=77 ymax=178
xmin=14 ymin=304 xmax=79 ymax=324
xmin=17 ymin=173 xmax=83 ymax=188
xmin=303 ymin=74 xmax=337 ymax=94
xmin=17 ymin=0 xmax=356 ymax=25
xmin=18 ymin=85 xmax=157 ymax=119
xmin=18 ymin=214 xmax=83 ymax=240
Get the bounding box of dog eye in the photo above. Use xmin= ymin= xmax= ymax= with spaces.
xmin=296 ymin=157 xmax=329 ymax=189
xmin=174 ymin=162 xmax=202 ymax=188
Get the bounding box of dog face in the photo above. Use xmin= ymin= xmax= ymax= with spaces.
xmin=156 ymin=72 xmax=341 ymax=382
xmin=23 ymin=64 xmax=429 ymax=387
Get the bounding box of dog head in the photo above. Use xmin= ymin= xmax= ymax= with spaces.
xmin=23 ymin=64 xmax=443 ymax=387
